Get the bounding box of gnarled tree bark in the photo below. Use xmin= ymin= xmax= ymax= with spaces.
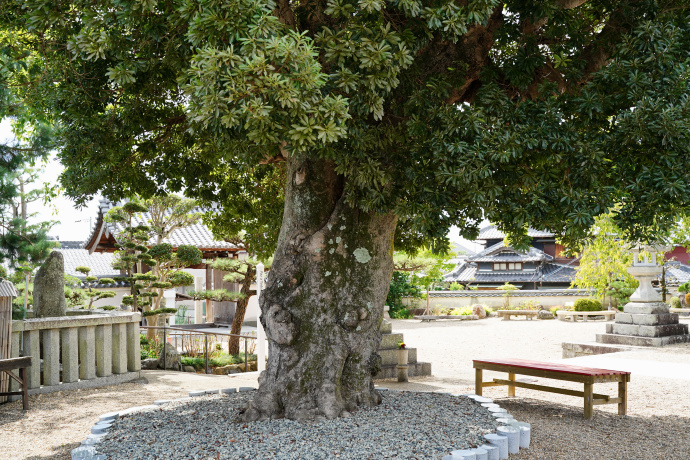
xmin=242 ymin=156 xmax=396 ymax=421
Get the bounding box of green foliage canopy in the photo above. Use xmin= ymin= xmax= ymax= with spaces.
xmin=5 ymin=1 xmax=690 ymax=249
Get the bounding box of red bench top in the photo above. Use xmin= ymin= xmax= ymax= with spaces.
xmin=473 ymin=358 xmax=630 ymax=377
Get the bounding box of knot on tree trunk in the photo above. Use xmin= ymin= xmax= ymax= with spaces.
xmin=266 ymin=304 xmax=296 ymax=345
xmin=294 ymin=164 xmax=307 ymax=185
xmin=289 ymin=233 xmax=307 ymax=253
xmin=339 ymin=306 xmax=371 ymax=330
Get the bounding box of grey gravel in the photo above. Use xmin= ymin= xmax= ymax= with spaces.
xmin=97 ymin=391 xmax=498 ymax=459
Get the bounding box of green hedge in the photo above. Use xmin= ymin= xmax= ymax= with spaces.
xmin=670 ymin=296 xmax=681 ymax=308
xmin=574 ymin=298 xmax=603 ymax=312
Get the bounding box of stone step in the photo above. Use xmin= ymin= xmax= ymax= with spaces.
xmin=615 ymin=313 xmax=679 ymax=326
xmin=374 ymin=361 xmax=432 ymax=380
xmin=606 ymin=322 xmax=689 ymax=338
xmin=379 ymin=333 xmax=404 ymax=349
xmin=596 ymin=333 xmax=690 ymax=347
xmin=379 ymin=321 xmax=392 ymax=334
xmin=378 ymin=347 xmax=417 ymax=366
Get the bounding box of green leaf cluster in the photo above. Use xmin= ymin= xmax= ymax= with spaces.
xmin=5 ymin=1 xmax=690 ymax=257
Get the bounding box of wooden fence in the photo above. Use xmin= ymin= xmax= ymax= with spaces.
xmin=0 ymin=280 xmax=19 ymax=403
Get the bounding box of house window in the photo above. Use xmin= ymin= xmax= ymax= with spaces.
xmin=493 ymin=263 xmax=522 ymax=271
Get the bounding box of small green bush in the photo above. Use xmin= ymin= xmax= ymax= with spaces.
xmin=450 ymin=306 xmax=473 ymax=316
xmin=101 ymin=306 xmax=117 ymax=311
xmin=574 ymin=298 xmax=603 ymax=312
xmin=549 ymin=306 xmax=560 ymax=315
xmin=387 ymin=272 xmax=420 ymax=319
xmin=519 ymin=299 xmax=540 ymax=310
xmin=669 ymin=296 xmax=681 ymax=308
xmin=181 ymin=352 xmax=257 ymax=370
xmin=449 ymin=282 xmax=462 ymax=291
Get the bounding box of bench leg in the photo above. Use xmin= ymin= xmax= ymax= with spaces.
xmin=618 ymin=380 xmax=627 ymax=415
xmin=584 ymin=382 xmax=593 ymax=419
xmin=475 ymin=368 xmax=483 ymax=396
xmin=508 ymin=373 xmax=515 ymax=397
xmin=20 ymin=367 xmax=28 ymax=411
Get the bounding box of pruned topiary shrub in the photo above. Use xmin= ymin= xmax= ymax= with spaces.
xmin=574 ymin=298 xmax=603 ymax=312
xmin=669 ymin=297 xmax=681 ymax=309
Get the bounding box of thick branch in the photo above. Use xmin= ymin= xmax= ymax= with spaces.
xmin=441 ymin=6 xmax=505 ymax=105
xmin=523 ymin=1 xmax=644 ymax=99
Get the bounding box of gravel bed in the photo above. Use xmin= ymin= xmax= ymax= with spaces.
xmin=97 ymin=391 xmax=499 ymax=459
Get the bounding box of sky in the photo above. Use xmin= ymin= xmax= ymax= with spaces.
xmin=1 ymin=118 xmax=485 ymax=249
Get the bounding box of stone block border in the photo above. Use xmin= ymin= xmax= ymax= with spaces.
xmin=72 ymin=388 xmax=531 ymax=460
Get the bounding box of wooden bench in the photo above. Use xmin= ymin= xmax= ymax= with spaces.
xmin=473 ymin=358 xmax=630 ymax=419
xmin=556 ymin=310 xmax=617 ymax=322
xmin=0 ymin=356 xmax=32 ymax=410
xmin=496 ymin=310 xmax=538 ymax=320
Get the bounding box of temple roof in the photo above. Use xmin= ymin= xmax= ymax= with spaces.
xmin=468 ymin=242 xmax=553 ymax=263
xmin=443 ymin=260 xmax=577 ymax=284
xmin=83 ymin=199 xmax=240 ymax=257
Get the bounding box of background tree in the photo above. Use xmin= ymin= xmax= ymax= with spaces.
xmin=499 ymin=283 xmax=519 ymax=309
xmin=385 ymin=272 xmax=421 ymax=319
xmin=571 ymin=212 xmax=638 ymax=307
xmin=211 ymin=253 xmax=273 ymax=355
xmin=198 ymin=165 xmax=284 ymax=354
xmin=9 ymin=1 xmax=690 ymax=422
xmin=145 ymin=243 xmax=202 ymax=338
xmin=0 ymin=166 xmax=58 ymax=269
xmin=393 ymin=245 xmax=454 ymax=315
xmin=73 ymin=265 xmax=116 ymax=309
xmin=106 ymin=201 xmax=155 ymax=311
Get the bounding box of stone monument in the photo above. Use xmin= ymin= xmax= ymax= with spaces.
xmin=597 ymin=244 xmax=690 ymax=346
xmin=33 ymin=251 xmax=67 ymax=317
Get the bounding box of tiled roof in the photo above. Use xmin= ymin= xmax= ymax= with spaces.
xmin=57 ymin=240 xmax=84 ymax=249
xmin=56 ymin=248 xmax=127 ymax=289
xmin=661 ymin=263 xmax=690 ymax=285
xmin=57 ymin=248 xmax=120 ymax=278
xmin=444 ymin=261 xmax=577 ymax=284
xmin=0 ymin=280 xmax=18 ymax=297
xmin=85 ymin=199 xmax=239 ymax=251
xmin=478 ymin=225 xmax=554 ymax=240
xmin=468 ymin=242 xmax=553 ymax=263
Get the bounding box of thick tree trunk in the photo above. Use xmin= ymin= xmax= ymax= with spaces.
xmin=242 ymin=157 xmax=396 ymax=422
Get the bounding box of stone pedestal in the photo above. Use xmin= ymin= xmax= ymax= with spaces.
xmin=596 ymin=250 xmax=690 ymax=347
xmin=397 ymin=349 xmax=409 ymax=382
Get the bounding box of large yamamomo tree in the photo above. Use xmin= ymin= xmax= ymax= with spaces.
xmin=5 ymin=0 xmax=690 ymax=421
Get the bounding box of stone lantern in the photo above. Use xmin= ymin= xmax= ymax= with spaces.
xmin=597 ymin=243 xmax=689 ymax=347
xmin=627 ymin=244 xmax=668 ymax=304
